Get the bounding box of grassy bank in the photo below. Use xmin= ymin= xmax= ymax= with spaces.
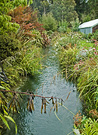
xmin=52 ymin=32 xmax=98 ymax=134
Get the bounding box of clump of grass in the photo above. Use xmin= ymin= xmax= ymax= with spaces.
xmin=56 ymin=33 xmax=98 ymax=115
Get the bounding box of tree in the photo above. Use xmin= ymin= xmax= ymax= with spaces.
xmin=74 ymin=0 xmax=98 ymax=22
xmin=40 ymin=0 xmax=49 ymax=15
xmin=87 ymin=0 xmax=98 ymax=19
xmin=50 ymin=0 xmax=78 ymax=23
xmin=31 ymin=0 xmax=50 ymax=15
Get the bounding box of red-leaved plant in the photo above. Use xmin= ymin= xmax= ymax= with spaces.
xmin=8 ymin=6 xmax=50 ymax=47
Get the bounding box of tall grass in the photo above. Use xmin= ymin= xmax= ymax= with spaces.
xmin=55 ymin=32 xmax=98 ymax=134
xmin=55 ymin=32 xmax=98 ymax=115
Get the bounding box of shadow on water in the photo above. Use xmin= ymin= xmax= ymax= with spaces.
xmin=2 ymin=46 xmax=82 ymax=135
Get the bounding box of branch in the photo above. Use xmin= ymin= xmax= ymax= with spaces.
xmin=0 ymin=89 xmax=72 ymax=114
xmin=0 ymin=89 xmax=63 ymax=100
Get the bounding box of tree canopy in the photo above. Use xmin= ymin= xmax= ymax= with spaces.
xmin=50 ymin=0 xmax=78 ymax=23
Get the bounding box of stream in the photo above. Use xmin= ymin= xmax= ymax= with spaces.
xmin=3 ymin=46 xmax=82 ymax=135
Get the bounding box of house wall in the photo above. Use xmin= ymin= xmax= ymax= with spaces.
xmin=93 ymin=25 xmax=98 ymax=33
xmin=80 ymin=27 xmax=92 ymax=34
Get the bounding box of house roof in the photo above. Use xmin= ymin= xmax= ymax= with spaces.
xmin=79 ymin=19 xmax=98 ymax=29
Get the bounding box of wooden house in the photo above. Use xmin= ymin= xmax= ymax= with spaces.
xmin=79 ymin=19 xmax=98 ymax=34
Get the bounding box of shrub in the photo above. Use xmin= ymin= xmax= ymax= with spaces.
xmin=57 ymin=33 xmax=80 ymax=48
xmin=71 ymin=18 xmax=80 ymax=32
xmin=1 ymin=44 xmax=42 ymax=88
xmin=0 ymin=34 xmax=21 ymax=60
xmin=58 ymin=20 xmax=68 ymax=33
xmin=41 ymin=12 xmax=57 ymax=31
xmin=91 ymin=30 xmax=98 ymax=40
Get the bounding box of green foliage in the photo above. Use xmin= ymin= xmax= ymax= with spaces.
xmin=50 ymin=0 xmax=78 ymax=22
xmin=20 ymin=45 xmax=42 ymax=75
xmin=75 ymin=0 xmax=97 ymax=22
xmin=80 ymin=33 xmax=96 ymax=42
xmin=71 ymin=18 xmax=80 ymax=32
xmin=81 ymin=14 xmax=91 ymax=23
xmin=91 ymin=30 xmax=98 ymax=40
xmin=55 ymin=33 xmax=98 ymax=114
xmin=56 ymin=33 xmax=80 ymax=48
xmin=32 ymin=0 xmax=49 ymax=15
xmin=73 ymin=113 xmax=98 ymax=135
xmin=73 ymin=41 xmax=98 ymax=112
xmin=41 ymin=12 xmax=57 ymax=31
xmin=78 ymin=40 xmax=94 ymax=48
xmin=0 ymin=38 xmax=43 ymax=131
xmin=0 ymin=34 xmax=21 ymax=60
xmin=40 ymin=0 xmax=49 ymax=15
xmin=58 ymin=21 xmax=68 ymax=33
xmin=1 ymin=44 xmax=42 ymax=88
xmin=31 ymin=30 xmax=50 ymax=48
xmin=81 ymin=118 xmax=98 ymax=135
xmin=13 ymin=0 xmax=27 ymax=7
xmin=0 ymin=14 xmax=19 ymax=35
xmin=0 ymin=30 xmax=44 ymax=88
xmin=76 ymin=59 xmax=98 ymax=111
xmin=31 ymin=29 xmax=43 ymax=47
xmin=8 ymin=6 xmax=50 ymax=48
xmin=0 ymin=0 xmax=33 ymax=35
xmin=0 ymin=93 xmax=17 ymax=134
xmin=58 ymin=47 xmax=78 ymax=73
xmin=0 ymin=0 xmax=46 ymax=133
xmin=87 ymin=0 xmax=98 ymax=20
xmin=31 ymin=0 xmax=97 ymax=30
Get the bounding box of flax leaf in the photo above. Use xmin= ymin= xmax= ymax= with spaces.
xmin=0 ymin=115 xmax=10 ymax=130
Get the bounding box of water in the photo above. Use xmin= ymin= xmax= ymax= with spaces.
xmin=3 ymin=47 xmax=82 ymax=135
